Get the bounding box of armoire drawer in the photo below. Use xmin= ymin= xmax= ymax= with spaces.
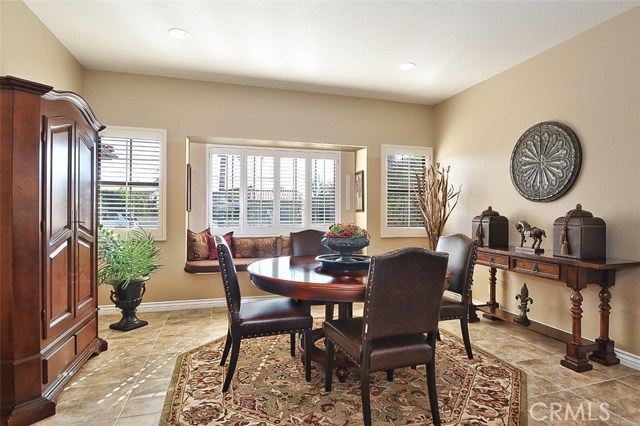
xmin=76 ymin=318 xmax=97 ymax=354
xmin=42 ymin=336 xmax=75 ymax=385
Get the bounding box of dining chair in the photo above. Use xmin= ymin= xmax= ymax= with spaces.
xmin=324 ymin=247 xmax=449 ymax=426
xmin=436 ymin=233 xmax=479 ymax=359
xmin=289 ymin=229 xmax=334 ymax=256
xmin=215 ymin=236 xmax=314 ymax=392
xmin=289 ymin=229 xmax=340 ymax=320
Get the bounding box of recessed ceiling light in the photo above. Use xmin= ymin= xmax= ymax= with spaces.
xmin=398 ymin=62 xmax=416 ymax=70
xmin=168 ymin=28 xmax=191 ymax=39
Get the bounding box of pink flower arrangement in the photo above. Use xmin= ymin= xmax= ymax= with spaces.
xmin=325 ymin=223 xmax=369 ymax=238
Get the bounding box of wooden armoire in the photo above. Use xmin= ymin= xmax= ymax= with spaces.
xmin=1 ymin=76 xmax=107 ymax=425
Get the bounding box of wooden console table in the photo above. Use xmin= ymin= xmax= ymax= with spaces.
xmin=473 ymin=246 xmax=640 ymax=372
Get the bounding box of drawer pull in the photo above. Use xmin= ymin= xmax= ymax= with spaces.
xmin=532 ymin=264 xmax=540 ymax=274
xmin=489 ymin=256 xmax=495 ymax=264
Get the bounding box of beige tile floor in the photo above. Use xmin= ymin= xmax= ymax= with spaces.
xmin=33 ymin=305 xmax=640 ymax=426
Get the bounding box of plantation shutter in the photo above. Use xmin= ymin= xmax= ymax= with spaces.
xmin=310 ymin=157 xmax=337 ymax=226
xmin=210 ymin=152 xmax=242 ymax=227
xmin=98 ymin=135 xmax=161 ymax=230
xmin=279 ymin=156 xmax=306 ymax=226
xmin=384 ymin=150 xmax=428 ymax=229
xmin=246 ymin=153 xmax=275 ymax=228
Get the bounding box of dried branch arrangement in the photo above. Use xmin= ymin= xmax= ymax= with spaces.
xmin=416 ymin=163 xmax=461 ymax=250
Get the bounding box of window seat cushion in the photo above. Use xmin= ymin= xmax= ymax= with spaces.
xmin=184 ymin=257 xmax=262 ymax=274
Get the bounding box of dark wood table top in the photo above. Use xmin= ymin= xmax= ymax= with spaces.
xmin=477 ymin=246 xmax=640 ymax=270
xmin=247 ymin=255 xmax=368 ymax=303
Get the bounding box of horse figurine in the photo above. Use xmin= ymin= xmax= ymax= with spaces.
xmin=515 ymin=220 xmax=546 ymax=249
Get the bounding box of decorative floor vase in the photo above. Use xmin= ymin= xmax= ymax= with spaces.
xmin=109 ymin=277 xmax=149 ymax=331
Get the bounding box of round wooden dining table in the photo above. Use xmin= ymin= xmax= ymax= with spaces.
xmin=247 ymin=255 xmax=369 ymax=382
xmin=247 ymin=255 xmax=368 ymax=302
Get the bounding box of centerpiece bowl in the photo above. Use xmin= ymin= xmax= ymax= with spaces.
xmin=316 ymin=224 xmax=371 ymax=271
xmin=321 ymin=236 xmax=370 ymax=262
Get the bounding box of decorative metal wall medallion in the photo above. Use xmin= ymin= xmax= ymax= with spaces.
xmin=510 ymin=121 xmax=582 ymax=202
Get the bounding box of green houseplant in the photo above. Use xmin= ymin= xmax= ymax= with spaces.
xmin=98 ymin=226 xmax=162 ymax=331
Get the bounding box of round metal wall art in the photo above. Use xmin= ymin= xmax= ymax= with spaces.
xmin=510 ymin=121 xmax=582 ymax=202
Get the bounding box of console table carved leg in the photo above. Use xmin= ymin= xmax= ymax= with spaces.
xmin=590 ymin=270 xmax=620 ymax=366
xmin=482 ymin=266 xmax=501 ymax=321
xmin=561 ymin=288 xmax=593 ymax=372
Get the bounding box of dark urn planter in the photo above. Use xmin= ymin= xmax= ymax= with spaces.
xmin=321 ymin=236 xmax=370 ymax=262
xmin=109 ymin=276 xmax=149 ymax=331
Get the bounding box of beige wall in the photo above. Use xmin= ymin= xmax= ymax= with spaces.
xmin=435 ymin=7 xmax=640 ymax=354
xmin=0 ymin=0 xmax=84 ymax=94
xmin=82 ymin=71 xmax=433 ymax=305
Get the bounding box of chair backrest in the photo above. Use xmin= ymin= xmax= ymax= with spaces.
xmin=435 ymin=234 xmax=478 ymax=298
xmin=363 ymin=247 xmax=449 ymax=341
xmin=289 ymin=229 xmax=333 ymax=256
xmin=216 ymin=235 xmax=241 ymax=314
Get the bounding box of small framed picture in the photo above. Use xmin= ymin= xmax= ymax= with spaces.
xmin=355 ymin=170 xmax=365 ymax=212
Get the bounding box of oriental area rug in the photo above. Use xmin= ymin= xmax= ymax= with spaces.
xmin=161 ymin=330 xmax=526 ymax=425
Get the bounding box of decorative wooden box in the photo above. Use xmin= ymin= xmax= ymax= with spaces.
xmin=472 ymin=206 xmax=509 ymax=248
xmin=553 ymin=204 xmax=606 ymax=259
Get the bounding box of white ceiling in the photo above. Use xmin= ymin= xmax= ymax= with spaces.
xmin=24 ymin=0 xmax=639 ymax=105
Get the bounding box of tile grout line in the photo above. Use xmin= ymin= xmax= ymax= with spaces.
xmin=113 ymin=313 xmax=170 ymax=424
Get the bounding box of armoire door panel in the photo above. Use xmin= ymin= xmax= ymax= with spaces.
xmin=49 ymin=124 xmax=73 ymax=236
xmin=76 ymin=238 xmax=95 ymax=313
xmin=46 ymin=241 xmax=73 ymax=336
xmin=77 ymin=131 xmax=96 ymax=235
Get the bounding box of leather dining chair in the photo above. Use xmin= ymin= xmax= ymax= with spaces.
xmin=436 ymin=233 xmax=479 ymax=359
xmin=289 ymin=229 xmax=334 ymax=256
xmin=215 ymin=236 xmax=314 ymax=392
xmin=289 ymin=229 xmax=339 ymax=321
xmin=323 ymin=247 xmax=449 ymax=426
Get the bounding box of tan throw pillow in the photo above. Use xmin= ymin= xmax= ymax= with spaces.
xmin=233 ymin=237 xmax=254 ymax=258
xmin=187 ymin=228 xmax=210 ymax=261
xmin=279 ymin=235 xmax=290 ymax=256
xmin=252 ymin=237 xmax=278 ymax=258
xmin=233 ymin=237 xmax=278 ymax=258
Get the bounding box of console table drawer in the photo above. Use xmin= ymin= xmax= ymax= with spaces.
xmin=512 ymin=258 xmax=560 ymax=279
xmin=476 ymin=252 xmax=509 ymax=268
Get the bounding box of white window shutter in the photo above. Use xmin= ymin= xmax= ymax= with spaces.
xmin=98 ymin=133 xmax=163 ymax=234
xmin=210 ymin=153 xmax=242 ymax=227
xmin=279 ymin=156 xmax=306 ymax=226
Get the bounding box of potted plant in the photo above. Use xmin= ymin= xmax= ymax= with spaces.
xmin=98 ymin=226 xmax=162 ymax=331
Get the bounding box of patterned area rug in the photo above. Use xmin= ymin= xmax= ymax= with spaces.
xmin=161 ymin=329 xmax=526 ymax=425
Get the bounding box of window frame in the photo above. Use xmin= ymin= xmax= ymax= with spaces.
xmin=98 ymin=126 xmax=167 ymax=241
xmin=380 ymin=144 xmax=432 ymax=238
xmin=206 ymin=145 xmax=341 ymax=236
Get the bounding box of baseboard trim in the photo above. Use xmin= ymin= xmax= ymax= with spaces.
xmin=97 ymin=296 xmax=275 ymax=315
xmin=615 ymin=348 xmax=640 ymax=371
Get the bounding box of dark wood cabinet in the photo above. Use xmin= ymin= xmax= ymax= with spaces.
xmin=1 ymin=76 xmax=107 ymax=425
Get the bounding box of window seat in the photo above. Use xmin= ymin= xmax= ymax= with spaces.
xmin=185 ymin=234 xmax=291 ymax=274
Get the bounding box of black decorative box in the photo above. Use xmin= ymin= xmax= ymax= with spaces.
xmin=472 ymin=206 xmax=509 ymax=248
xmin=553 ymin=204 xmax=606 ymax=259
